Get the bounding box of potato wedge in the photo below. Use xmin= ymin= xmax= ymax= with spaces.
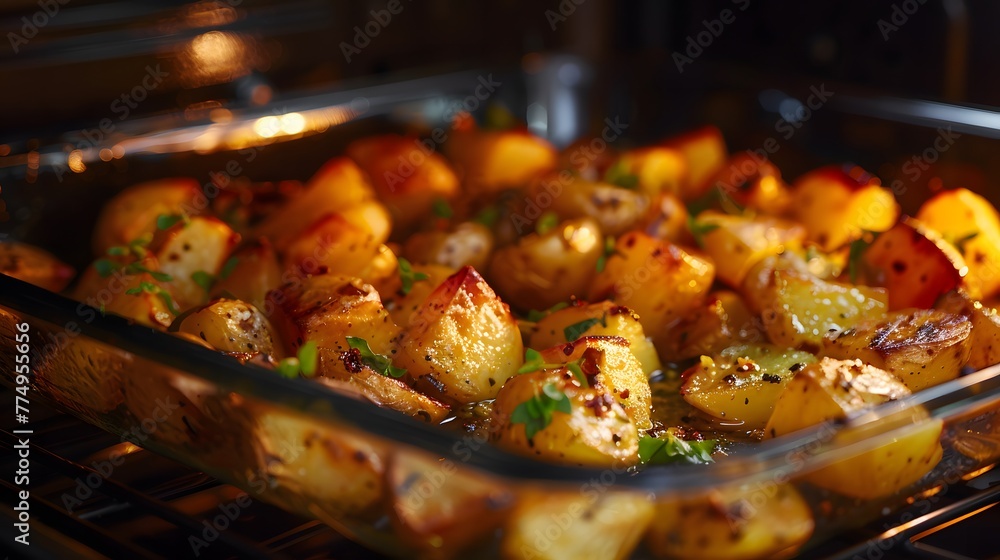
xmin=822 ymin=309 xmax=972 ymax=392
xmin=504 ymin=489 xmax=653 ymax=560
xmin=791 ymin=165 xmax=899 ymax=251
xmin=646 ymin=483 xmax=814 ymax=560
xmin=403 ymin=222 xmax=494 ymax=271
xmin=680 ymin=344 xmax=818 ymax=430
xmin=529 ymin=301 xmax=662 ymax=377
xmin=764 ymin=358 xmax=943 ymax=498
xmin=490 ymin=368 xmax=639 ymax=466
xmin=589 ymin=231 xmax=715 ymax=339
xmin=210 ymin=238 xmax=282 ymax=311
xmin=916 ymin=187 xmax=1000 ymax=298
xmin=537 ymin=335 xmax=653 ymax=430
xmin=282 ymin=210 xmax=387 ymax=279
xmin=346 ymin=133 xmax=460 ymax=232
xmin=863 ymin=217 xmax=967 ymax=310
xmin=396 ymin=266 xmax=523 ymax=403
xmin=661 ymin=125 xmax=727 ymax=200
xmin=759 ymin=269 xmax=888 ymax=351
xmin=655 ymin=290 xmax=764 ymax=361
xmin=488 ymin=218 xmax=602 ymax=311
xmin=92 ymin=178 xmax=202 ymax=255
xmin=150 ymin=216 xmax=240 ymax=310
xmin=0 ymin=241 xmax=75 ymax=292
xmin=445 ymin=129 xmax=557 ymax=193
xmin=173 ymin=298 xmax=282 ymax=359
xmin=936 ymin=289 xmax=1000 ymax=369
xmin=696 ymin=211 xmax=807 ymax=288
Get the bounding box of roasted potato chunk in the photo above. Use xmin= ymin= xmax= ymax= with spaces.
xmin=638 ymin=192 xmax=690 ymax=244
xmin=759 ymin=269 xmax=888 ymax=351
xmin=490 ymin=368 xmax=639 ymax=466
xmin=707 ymin=153 xmax=792 ymax=216
xmin=529 ymin=174 xmax=650 ymax=236
xmin=504 ymin=489 xmax=653 ymax=560
xmin=680 ymin=344 xmax=818 ymax=430
xmin=695 ymin=211 xmax=807 ymax=289
xmin=403 ymin=222 xmax=494 ymax=272
xmin=0 ymin=241 xmax=75 ymax=292
xmin=612 ymin=146 xmax=687 ymax=197
xmin=936 ymin=289 xmax=1000 ymax=369
xmin=396 ymin=266 xmax=523 ymax=403
xmin=488 ymin=218 xmax=602 ymax=311
xmin=765 ymin=358 xmax=943 ymax=498
xmin=150 ymin=216 xmax=240 ymax=310
xmin=210 ymin=239 xmax=282 ymax=312
xmin=822 ymin=309 xmax=972 ymax=392
xmin=282 ymin=207 xmax=390 ymax=278
xmin=537 ymin=335 xmax=653 ymax=430
xmin=173 ymin=298 xmax=281 ymax=359
xmin=529 ymin=301 xmax=662 ymax=377
xmin=92 ymin=178 xmax=202 ymax=255
xmin=589 ymin=231 xmax=715 ymax=339
xmin=660 ymin=125 xmax=727 ymax=200
xmin=863 ymin=217 xmax=967 ymax=310
xmin=646 ymin=483 xmax=814 ymax=560
xmin=379 ymin=263 xmax=457 ymax=328
xmin=445 ymin=129 xmax=557 ymax=193
xmin=655 ymin=290 xmax=764 ymax=361
xmin=916 ymin=187 xmax=1000 ymax=299
xmin=316 ymin=375 xmax=449 ymax=424
xmin=73 ymin=257 xmax=176 ymax=328
xmin=790 ymin=165 xmax=899 ymax=251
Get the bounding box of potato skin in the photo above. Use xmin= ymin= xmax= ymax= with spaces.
xmin=210 ymin=238 xmax=282 ymax=312
xmin=530 ymin=174 xmax=650 ymax=236
xmin=490 ymin=368 xmax=639 ymax=467
xmin=92 ymin=178 xmax=202 ymax=255
xmin=403 ymin=222 xmax=494 ymax=272
xmin=151 ymin=216 xmax=240 ymax=310
xmin=0 ymin=241 xmax=75 ymax=292
xmin=696 ymin=211 xmax=806 ymax=289
xmin=174 ymin=298 xmax=281 ymax=358
xmin=396 ymin=266 xmax=523 ymax=403
xmin=936 ymin=289 xmax=1000 ymax=369
xmin=281 ymin=203 xmax=391 ymax=278
xmin=660 ymin=125 xmax=727 ymax=200
xmin=656 ymin=290 xmax=764 ymax=361
xmin=445 ymin=129 xmax=557 ymax=193
xmin=822 ymin=309 xmax=972 ymax=392
xmin=488 ymin=218 xmax=602 ymax=311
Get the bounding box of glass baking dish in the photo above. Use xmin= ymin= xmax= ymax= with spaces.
xmin=2 ymin=68 xmax=1000 ymax=559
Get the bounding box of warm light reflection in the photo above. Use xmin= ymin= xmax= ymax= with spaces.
xmin=99 ymin=148 xmax=114 ymax=161
xmin=182 ymin=1 xmax=238 ymax=28
xmin=279 ymin=112 xmax=306 ymax=135
xmin=181 ymin=31 xmax=250 ymax=87
xmin=68 ymin=150 xmax=86 ymax=173
xmin=253 ymin=116 xmax=280 ymax=138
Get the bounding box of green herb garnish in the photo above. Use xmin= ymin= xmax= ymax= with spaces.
xmin=517 ymin=348 xmax=588 ymax=388
xmin=397 ymin=257 xmax=429 ymax=295
xmin=156 ymin=213 xmax=189 ymax=230
xmin=596 ymin=235 xmax=618 ymax=273
xmin=638 ymin=434 xmax=716 ymax=466
xmin=346 ymin=336 xmax=407 ymax=378
xmin=525 ymin=301 xmax=569 ymax=322
xmin=951 ymin=231 xmax=979 ymax=254
xmin=603 ymin=160 xmax=639 ymax=189
xmin=509 ymin=382 xmax=572 ymax=440
xmin=275 ymin=341 xmax=319 ymax=379
xmin=473 ymin=205 xmax=501 ymax=228
xmin=191 ymin=270 xmax=214 ymax=292
xmin=847 ymin=230 xmax=877 ymax=283
xmin=563 ymin=313 xmax=607 ymax=342
xmin=124 ymin=281 xmax=180 ymax=314
xmin=219 ymin=256 xmax=239 ymax=279
xmin=432 ymin=198 xmax=453 ymax=219
xmin=535 ymin=212 xmax=560 ymax=236
xmin=687 ymin=215 xmax=720 ymax=248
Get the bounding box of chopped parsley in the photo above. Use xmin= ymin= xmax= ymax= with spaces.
xmin=276 ymin=341 xmax=319 ymax=379
xmin=687 ymin=215 xmax=720 ymax=248
xmin=397 ymin=258 xmax=429 ymax=295
xmin=595 ymin=235 xmax=618 ymax=273
xmin=638 ymin=434 xmax=716 ymax=466
xmin=563 ymin=313 xmax=607 ymax=342
xmin=525 ymin=301 xmax=569 ymax=322
xmin=603 ymin=160 xmax=639 ymax=189
xmin=156 ymin=213 xmax=190 ymax=230
xmin=510 ymin=382 xmax=572 ymax=440
xmin=847 ymin=230 xmax=877 ymax=283
xmin=432 ymin=198 xmax=453 ymax=219
xmin=518 ymin=348 xmax=588 ymax=388
xmin=124 ymin=281 xmax=180 ymax=315
xmin=345 ymin=336 xmax=406 ymax=378
xmin=535 ymin=212 xmax=560 ymax=236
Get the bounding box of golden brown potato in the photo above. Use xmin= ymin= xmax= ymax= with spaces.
xmin=445 ymin=129 xmax=557 ymax=193
xmin=490 ymin=368 xmax=639 ymax=467
xmin=253 ymin=157 xmax=376 ymax=247
xmin=646 ymin=483 xmax=814 ymax=560
xmin=396 ymin=266 xmax=523 ymax=403
xmin=0 ymin=241 xmax=75 ymax=292
xmin=529 ymin=301 xmax=662 ymax=377
xmin=613 ymin=146 xmax=687 ymax=197
xmin=936 ymin=289 xmax=1000 ymax=369
xmin=403 ymin=222 xmax=494 ymax=272
xmin=759 ymin=269 xmax=888 ymax=351
xmin=173 ymin=298 xmax=282 ymax=358
xmin=537 ymin=335 xmax=653 ymax=430
xmin=740 ymin=252 xmax=812 ymax=315
xmin=150 ymin=216 xmax=240 ymax=310
xmin=863 ymin=217 xmax=967 ymax=310
xmin=488 ymin=218 xmax=602 ymax=311
xmin=92 ymin=178 xmax=202 ymax=255
xmin=210 ymin=238 xmax=283 ymax=311
xmin=281 ymin=210 xmax=388 ymax=279
xmin=638 ymin=192 xmax=691 ymax=244
xmin=655 ymin=290 xmax=764 ymax=362
xmin=73 ymin=257 xmax=176 ymax=328
xmin=660 ymin=125 xmax=727 ymax=200
xmin=386 ymin=452 xmax=511 ymax=559
xmin=695 ymin=211 xmax=807 ymax=289
xmin=504 ymin=489 xmax=653 ymax=560
xmin=379 ymin=263 xmax=457 ymax=328
xmin=316 ymin=374 xmax=449 ymax=424
xmin=764 ymin=357 xmax=943 ymax=498
xmin=707 ymin=153 xmax=792 ymax=216
xmin=790 ymin=165 xmax=899 ymax=251
xmin=822 ymin=309 xmax=972 ymax=392
xmin=527 ymin=173 xmax=650 ymax=236
xmin=916 ymin=187 xmax=1000 ymax=299
xmin=589 ymin=231 xmax=715 ymax=339
xmin=346 ymin=133 xmax=460 ymax=232
xmin=680 ymin=344 xmax=818 ymax=430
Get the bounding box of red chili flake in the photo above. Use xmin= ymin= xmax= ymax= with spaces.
xmin=339 ymin=348 xmax=363 ymax=373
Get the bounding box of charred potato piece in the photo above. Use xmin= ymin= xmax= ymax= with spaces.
xmin=488 ymin=218 xmax=602 ymax=311
xmin=759 ymin=269 xmax=888 ymax=351
xmin=445 ymin=129 xmax=557 ymax=193
xmin=660 ymin=125 xmax=727 ymax=200
xmin=680 ymin=344 xmax=818 ymax=430
xmin=403 ymin=222 xmax=494 ymax=272
xmin=151 ymin=216 xmax=240 ymax=310
xmin=822 ymin=309 xmax=972 ymax=392
xmin=0 ymin=241 xmax=75 ymax=292
xmin=173 ymin=298 xmax=281 ymax=359
xmin=916 ymin=187 xmax=1000 ymax=299
xmin=695 ymin=211 xmax=807 ymax=289
xmin=589 ymin=231 xmax=715 ymax=339
xmin=490 ymin=368 xmax=639 ymax=467
xmin=647 ymin=483 xmax=814 ymax=560
xmin=537 ymin=335 xmax=652 ymax=430
xmin=936 ymin=289 xmax=1000 ymax=369
xmin=765 ymin=358 xmax=943 ymax=498
xmin=397 ymin=266 xmax=523 ymax=403
xmin=655 ymin=290 xmax=764 ymax=362
xmin=346 ymin=133 xmax=460 ymax=232
xmin=863 ymin=217 xmax=967 ymax=310
xmin=504 ymin=489 xmax=653 ymax=560
xmin=529 ymin=301 xmax=662 ymax=377
xmin=210 ymin=238 xmax=283 ymax=312
xmin=790 ymin=165 xmax=898 ymax=251
xmin=92 ymin=178 xmax=202 ymax=255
